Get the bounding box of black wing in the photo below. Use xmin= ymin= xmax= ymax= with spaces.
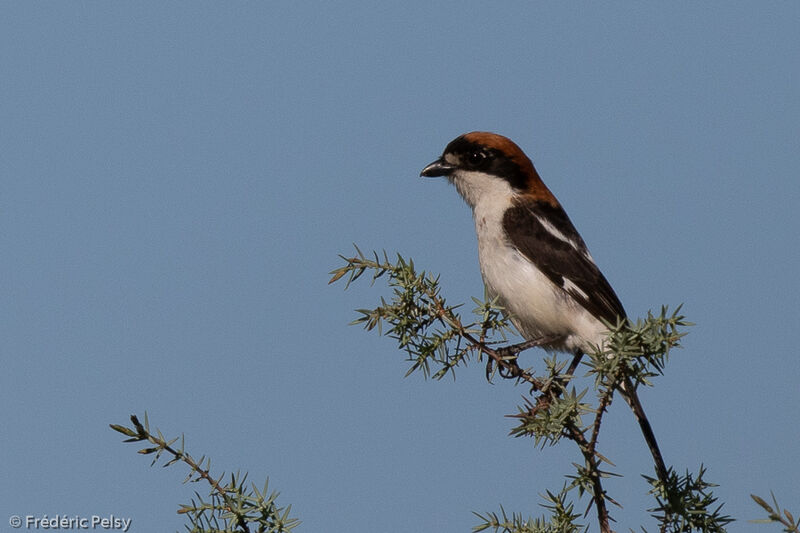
xmin=502 ymin=200 xmax=626 ymax=323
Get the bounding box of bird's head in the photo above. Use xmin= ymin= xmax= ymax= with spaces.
xmin=420 ymin=132 xmax=558 ymax=208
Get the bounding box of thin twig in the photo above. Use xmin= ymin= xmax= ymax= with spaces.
xmin=589 ymin=387 xmax=614 ymax=457
xmin=124 ymin=415 xmax=252 ymax=533
xmin=565 ymin=423 xmax=613 ymax=532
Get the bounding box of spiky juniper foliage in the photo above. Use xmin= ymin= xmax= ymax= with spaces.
xmin=108 ymin=246 xmax=795 ymax=533
xmin=473 ymin=486 xmax=584 ymax=533
xmin=508 ymin=386 xmax=591 ymax=448
xmin=111 ymin=414 xmax=299 ymax=533
xmin=644 ymin=465 xmax=733 ymax=533
xmin=329 ymin=246 xmax=514 ymax=380
xmin=586 ymin=306 xmax=691 ymax=392
xmin=751 ymin=492 xmax=800 ymax=533
xmin=507 ymin=354 xmax=595 ymax=447
xmin=331 ymin=247 xmax=750 ymax=532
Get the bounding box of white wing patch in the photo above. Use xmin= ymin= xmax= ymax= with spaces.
xmin=536 ymin=214 xmax=580 ymax=250
xmin=561 ymin=276 xmax=589 ymax=301
xmin=534 ymin=212 xmax=598 ymax=266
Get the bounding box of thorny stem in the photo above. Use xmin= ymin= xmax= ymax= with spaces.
xmin=124 ymin=415 xmax=252 ymax=533
xmin=340 ymin=255 xmax=671 ymax=531
xmin=566 ymin=423 xmax=614 ymax=533
xmin=452 ymin=302 xmax=666 ymax=529
xmin=590 ymin=387 xmax=614 ymax=456
xmin=436 ymin=299 xmax=616 ymax=529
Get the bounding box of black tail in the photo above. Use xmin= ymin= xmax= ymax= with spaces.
xmin=620 ymin=376 xmax=668 ymax=483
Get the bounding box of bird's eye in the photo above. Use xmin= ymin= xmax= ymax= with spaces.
xmin=465 ymin=150 xmax=488 ymax=168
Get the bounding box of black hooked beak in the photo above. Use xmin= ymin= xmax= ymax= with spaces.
xmin=420 ymin=157 xmax=455 ymax=178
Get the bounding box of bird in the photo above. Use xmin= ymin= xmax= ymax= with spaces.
xmin=420 ymin=131 xmax=666 ymax=481
xmin=420 ymin=131 xmax=624 ymax=355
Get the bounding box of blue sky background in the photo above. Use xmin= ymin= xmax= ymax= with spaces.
xmin=1 ymin=3 xmax=798 ymax=532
